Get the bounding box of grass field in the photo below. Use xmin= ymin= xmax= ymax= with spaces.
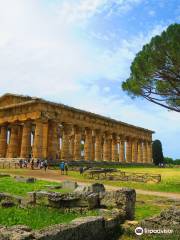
xmin=0 ymin=176 xmax=69 ymax=196
xmin=0 ymin=206 xmax=97 ymax=229
xmin=68 ymin=166 xmax=180 ymax=193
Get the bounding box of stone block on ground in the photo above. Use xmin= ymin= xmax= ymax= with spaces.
xmin=62 ymin=180 xmax=78 ymax=190
xmin=88 ymin=183 xmax=105 ymax=194
xmin=0 ymin=173 xmax=10 ymax=178
xmin=86 ymin=193 xmax=100 ymax=209
xmin=14 ymin=176 xmax=36 ymax=183
xmin=101 ymin=188 xmax=136 ymax=220
xmin=1 ymin=200 xmax=15 ymax=208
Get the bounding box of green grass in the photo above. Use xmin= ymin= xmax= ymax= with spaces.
xmin=0 ymin=206 xmax=98 ymax=229
xmin=68 ymin=167 xmax=180 ymax=193
xmin=0 ymin=177 xmax=69 ymax=196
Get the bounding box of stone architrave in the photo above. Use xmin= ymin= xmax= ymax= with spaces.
xmin=20 ymin=121 xmax=32 ymax=158
xmin=0 ymin=126 xmax=7 ymax=158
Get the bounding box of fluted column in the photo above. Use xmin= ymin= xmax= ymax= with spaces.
xmin=69 ymin=136 xmax=75 ymax=160
xmin=47 ymin=121 xmax=58 ymax=160
xmin=95 ymin=130 xmax=102 ymax=161
xmin=91 ymin=137 xmax=95 ymax=161
xmin=6 ymin=125 xmax=19 ymax=158
xmin=137 ymin=141 xmax=143 ymax=163
xmin=132 ymin=139 xmax=138 ymax=163
xmin=84 ymin=128 xmax=92 ymax=160
xmin=61 ymin=123 xmax=71 ymax=160
xmin=32 ymin=120 xmax=43 ymax=159
xmin=147 ymin=141 xmax=152 ymax=163
xmin=103 ymin=133 xmax=111 ymax=161
xmin=119 ymin=139 xmax=125 ymax=162
xmin=112 ymin=134 xmax=118 ymax=161
xmin=0 ymin=126 xmax=7 ymax=158
xmin=73 ymin=126 xmax=81 ymax=160
xmin=20 ymin=121 xmax=32 ymax=158
xmin=143 ymin=141 xmax=148 ymax=163
xmin=126 ymin=138 xmax=132 ymax=163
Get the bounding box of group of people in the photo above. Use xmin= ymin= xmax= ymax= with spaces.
xmin=59 ymin=162 xmax=68 ymax=175
xmin=18 ymin=158 xmax=48 ymax=171
xmin=19 ymin=158 xmax=86 ymax=176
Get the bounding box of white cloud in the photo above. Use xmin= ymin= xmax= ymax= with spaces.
xmin=57 ymin=0 xmax=142 ymax=24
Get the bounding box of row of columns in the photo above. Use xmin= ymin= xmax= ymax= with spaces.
xmin=0 ymin=120 xmax=153 ymax=163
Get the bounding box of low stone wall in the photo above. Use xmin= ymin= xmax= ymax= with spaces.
xmin=0 ymin=212 xmax=124 ymax=240
xmin=140 ymin=206 xmax=180 ymax=236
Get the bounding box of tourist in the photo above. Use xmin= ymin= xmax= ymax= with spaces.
xmin=65 ymin=162 xmax=68 ymax=175
xmin=60 ymin=162 xmax=65 ymax=175
xmin=24 ymin=160 xmax=28 ymax=168
xmin=31 ymin=159 xmax=34 ymax=170
xmin=44 ymin=159 xmax=48 ymax=172
xmin=40 ymin=160 xmax=44 ymax=169
xmin=79 ymin=166 xmax=84 ymax=175
xmin=19 ymin=159 xmax=23 ymax=168
xmin=37 ymin=159 xmax=40 ymax=168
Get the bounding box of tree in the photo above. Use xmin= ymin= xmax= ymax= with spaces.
xmin=122 ymin=24 xmax=180 ymax=112
xmin=164 ymin=157 xmax=174 ymax=164
xmin=152 ymin=140 xmax=164 ymax=165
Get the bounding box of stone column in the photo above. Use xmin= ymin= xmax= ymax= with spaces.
xmin=137 ymin=141 xmax=143 ymax=163
xmin=20 ymin=121 xmax=32 ymax=158
xmin=95 ymin=130 xmax=102 ymax=161
xmin=132 ymin=139 xmax=138 ymax=163
xmin=119 ymin=140 xmax=125 ymax=162
xmin=91 ymin=137 xmax=95 ymax=161
xmin=73 ymin=126 xmax=81 ymax=161
xmin=112 ymin=134 xmax=118 ymax=161
xmin=69 ymin=136 xmax=75 ymax=160
xmin=147 ymin=141 xmax=152 ymax=163
xmin=6 ymin=124 xmax=19 ymax=158
xmin=84 ymin=128 xmax=92 ymax=161
xmin=143 ymin=141 xmax=148 ymax=163
xmin=47 ymin=121 xmax=58 ymax=160
xmin=126 ymin=138 xmax=132 ymax=163
xmin=0 ymin=126 xmax=7 ymax=158
xmin=103 ymin=133 xmax=111 ymax=161
xmin=61 ymin=123 xmax=71 ymax=160
xmin=32 ymin=120 xmax=43 ymax=159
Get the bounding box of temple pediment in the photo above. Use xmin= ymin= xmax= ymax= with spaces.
xmin=0 ymin=93 xmax=33 ymax=108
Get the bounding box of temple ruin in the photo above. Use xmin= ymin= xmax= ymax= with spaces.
xmin=0 ymin=93 xmax=154 ymax=163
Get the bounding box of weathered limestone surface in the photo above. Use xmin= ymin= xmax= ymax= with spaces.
xmin=101 ymin=188 xmax=136 ymax=220
xmin=0 ymin=93 xmax=154 ymax=163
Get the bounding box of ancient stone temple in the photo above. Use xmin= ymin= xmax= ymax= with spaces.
xmin=0 ymin=93 xmax=154 ymax=163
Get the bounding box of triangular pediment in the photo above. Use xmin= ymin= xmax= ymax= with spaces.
xmin=0 ymin=93 xmax=33 ymax=108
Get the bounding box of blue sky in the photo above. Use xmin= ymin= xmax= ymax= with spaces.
xmin=0 ymin=0 xmax=179 ymax=158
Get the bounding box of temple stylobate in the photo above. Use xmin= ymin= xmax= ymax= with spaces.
xmin=0 ymin=93 xmax=154 ymax=164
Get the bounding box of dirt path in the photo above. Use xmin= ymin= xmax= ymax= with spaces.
xmin=2 ymin=169 xmax=180 ymax=200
